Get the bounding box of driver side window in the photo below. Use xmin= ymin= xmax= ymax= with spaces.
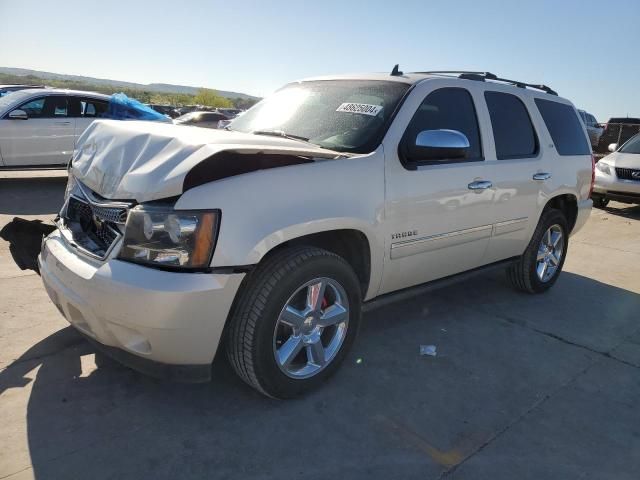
xmin=17 ymin=96 xmax=68 ymax=118
xmin=401 ymin=88 xmax=483 ymax=164
xmin=18 ymin=98 xmax=46 ymax=118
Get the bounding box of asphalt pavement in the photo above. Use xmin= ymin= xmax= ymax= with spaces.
xmin=1 ymin=170 xmax=639 ymax=480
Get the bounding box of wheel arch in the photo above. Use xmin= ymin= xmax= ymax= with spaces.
xmin=542 ymin=193 xmax=578 ymax=232
xmin=254 ymin=227 xmax=376 ymax=300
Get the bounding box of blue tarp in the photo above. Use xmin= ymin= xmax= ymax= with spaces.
xmin=107 ymin=93 xmax=169 ymax=122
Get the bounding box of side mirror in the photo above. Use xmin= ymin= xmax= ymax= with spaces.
xmin=608 ymin=143 xmax=618 ymax=152
xmin=8 ymin=109 xmax=28 ymax=120
xmin=406 ymin=129 xmax=470 ymax=162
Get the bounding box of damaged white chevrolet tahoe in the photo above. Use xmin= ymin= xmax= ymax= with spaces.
xmin=39 ymin=69 xmax=594 ymax=398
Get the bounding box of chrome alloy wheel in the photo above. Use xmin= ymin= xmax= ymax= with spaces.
xmin=273 ymin=277 xmax=350 ymax=379
xmin=536 ymin=224 xmax=564 ymax=282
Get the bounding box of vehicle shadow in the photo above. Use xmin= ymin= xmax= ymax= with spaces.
xmin=1 ymin=271 xmax=639 ymax=479
xmin=0 ymin=176 xmax=67 ymax=215
xmin=0 ymin=217 xmax=56 ymax=273
xmin=599 ymin=202 xmax=640 ymax=220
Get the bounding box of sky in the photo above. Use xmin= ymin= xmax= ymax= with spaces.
xmin=0 ymin=0 xmax=638 ymax=121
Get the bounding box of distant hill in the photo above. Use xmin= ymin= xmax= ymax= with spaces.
xmin=0 ymin=67 xmax=258 ymax=100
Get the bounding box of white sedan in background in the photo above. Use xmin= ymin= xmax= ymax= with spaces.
xmin=0 ymin=88 xmax=109 ymax=168
xmin=592 ymin=134 xmax=640 ymax=208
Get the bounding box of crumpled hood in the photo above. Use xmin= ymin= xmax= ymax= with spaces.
xmin=72 ymin=120 xmax=341 ymax=202
xmin=602 ymin=151 xmax=640 ymax=169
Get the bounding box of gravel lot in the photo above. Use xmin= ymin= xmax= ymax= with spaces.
xmin=1 ymin=170 xmax=639 ymax=480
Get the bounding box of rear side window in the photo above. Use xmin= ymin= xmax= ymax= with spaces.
xmin=80 ymin=99 xmax=108 ymax=117
xmin=485 ymin=91 xmax=538 ymax=159
xmin=536 ymin=99 xmax=591 ymax=155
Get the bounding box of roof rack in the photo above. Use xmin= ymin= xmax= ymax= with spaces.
xmin=411 ymin=70 xmax=558 ymax=96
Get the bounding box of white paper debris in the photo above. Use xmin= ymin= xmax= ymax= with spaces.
xmin=420 ymin=345 xmax=437 ymax=356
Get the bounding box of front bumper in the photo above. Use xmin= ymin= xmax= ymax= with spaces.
xmin=39 ymin=230 xmax=245 ymax=379
xmin=593 ymin=169 xmax=640 ymax=204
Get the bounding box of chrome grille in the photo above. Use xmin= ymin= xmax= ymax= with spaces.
xmin=615 ymin=167 xmax=640 ymax=181
xmin=60 ymin=180 xmax=133 ymax=259
xmin=91 ymin=204 xmax=128 ymax=224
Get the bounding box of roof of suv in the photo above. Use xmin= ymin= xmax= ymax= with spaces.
xmin=299 ymin=70 xmax=560 ymax=97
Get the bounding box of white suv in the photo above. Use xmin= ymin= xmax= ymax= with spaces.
xmin=39 ymin=69 xmax=593 ymax=398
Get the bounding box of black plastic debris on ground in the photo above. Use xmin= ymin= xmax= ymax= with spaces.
xmin=0 ymin=217 xmax=56 ymax=274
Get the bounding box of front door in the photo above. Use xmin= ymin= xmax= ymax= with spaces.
xmin=0 ymin=95 xmax=75 ymax=166
xmin=380 ymin=82 xmax=497 ymax=295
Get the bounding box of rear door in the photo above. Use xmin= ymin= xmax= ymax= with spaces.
xmin=69 ymin=96 xmax=109 ymax=140
xmin=0 ymin=95 xmax=74 ymax=166
xmin=380 ymin=81 xmax=496 ymax=294
xmin=478 ymin=89 xmax=546 ymax=263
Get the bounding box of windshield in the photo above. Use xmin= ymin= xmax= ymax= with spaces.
xmin=230 ymin=80 xmax=410 ymax=153
xmin=619 ymin=134 xmax=640 ymax=154
xmin=0 ymin=89 xmax=34 ymax=112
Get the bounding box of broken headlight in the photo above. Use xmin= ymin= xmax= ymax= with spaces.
xmin=119 ymin=206 xmax=220 ymax=269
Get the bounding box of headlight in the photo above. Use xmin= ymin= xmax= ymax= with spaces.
xmin=119 ymin=205 xmax=220 ymax=269
xmin=595 ymin=161 xmax=611 ymax=175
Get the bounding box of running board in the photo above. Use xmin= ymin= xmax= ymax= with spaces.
xmin=363 ymin=257 xmax=519 ymax=312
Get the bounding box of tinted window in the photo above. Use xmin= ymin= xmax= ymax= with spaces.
xmin=19 ymin=98 xmax=45 ymax=117
xmin=485 ymin=91 xmax=537 ymax=159
xmin=50 ymin=97 xmax=68 ymax=116
xmin=535 ymin=99 xmax=591 ymax=156
xmin=199 ymin=113 xmax=227 ymax=122
xmin=402 ymin=87 xmax=482 ymax=162
xmin=80 ymin=99 xmax=108 ymax=117
xmin=619 ymin=134 xmax=640 ymax=154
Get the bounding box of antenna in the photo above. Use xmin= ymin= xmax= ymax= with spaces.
xmin=390 ymin=64 xmax=403 ymax=76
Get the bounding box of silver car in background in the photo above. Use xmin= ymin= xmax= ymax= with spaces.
xmin=592 ymin=133 xmax=640 ymax=207
xmin=578 ymin=109 xmax=603 ymax=149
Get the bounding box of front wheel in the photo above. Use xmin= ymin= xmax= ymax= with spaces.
xmin=508 ymin=209 xmax=569 ymax=294
xmin=226 ymin=246 xmax=362 ymax=398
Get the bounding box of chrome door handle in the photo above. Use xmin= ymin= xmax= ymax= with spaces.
xmin=533 ymin=172 xmax=552 ymax=181
xmin=468 ymin=180 xmax=493 ymax=190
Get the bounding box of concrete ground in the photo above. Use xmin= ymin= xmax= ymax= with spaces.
xmin=1 ymin=170 xmax=639 ymax=480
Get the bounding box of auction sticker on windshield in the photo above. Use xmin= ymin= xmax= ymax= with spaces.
xmin=336 ymin=103 xmax=383 ymax=116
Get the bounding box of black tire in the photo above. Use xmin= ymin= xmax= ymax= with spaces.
xmin=226 ymin=246 xmax=362 ymax=398
xmin=592 ymin=195 xmax=609 ymax=209
xmin=507 ymin=209 xmax=569 ymax=294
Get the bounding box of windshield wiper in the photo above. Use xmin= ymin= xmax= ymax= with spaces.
xmin=252 ymin=129 xmax=310 ymax=143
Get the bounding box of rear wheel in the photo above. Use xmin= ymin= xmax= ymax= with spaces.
xmin=226 ymin=246 xmax=361 ymax=398
xmin=508 ymin=209 xmax=569 ymax=294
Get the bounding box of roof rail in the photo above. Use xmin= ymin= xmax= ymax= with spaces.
xmin=412 ymin=71 xmax=558 ymax=96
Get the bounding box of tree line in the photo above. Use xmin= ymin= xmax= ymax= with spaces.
xmin=0 ymin=73 xmax=259 ymax=109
